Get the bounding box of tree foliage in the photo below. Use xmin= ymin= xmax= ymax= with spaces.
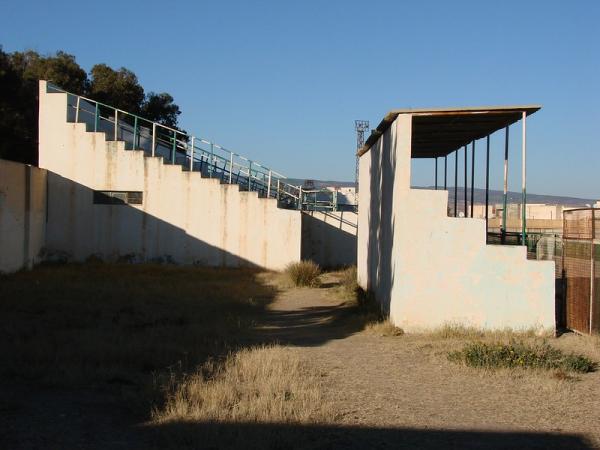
xmin=0 ymin=47 xmax=182 ymax=165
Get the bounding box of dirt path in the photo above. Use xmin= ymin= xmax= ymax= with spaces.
xmin=260 ymin=273 xmax=600 ymax=449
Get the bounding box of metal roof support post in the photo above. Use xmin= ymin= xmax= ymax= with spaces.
xmin=464 ymin=145 xmax=468 ymax=217
xmin=229 ymin=153 xmax=233 ymax=184
xmin=454 ymin=150 xmax=458 ymax=217
xmin=485 ymin=135 xmax=490 ymax=240
xmin=114 ymin=110 xmax=118 ymax=141
xmin=590 ymin=209 xmax=596 ymax=334
xmin=521 ymin=111 xmax=527 ymax=245
xmin=502 ymin=126 xmax=509 ymax=244
xmin=444 ymin=156 xmax=447 ymax=190
xmin=435 ymin=157 xmax=438 ymax=190
xmin=470 ymin=141 xmax=475 ymax=218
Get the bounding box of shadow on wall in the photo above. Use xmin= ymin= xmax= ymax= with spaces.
xmin=300 ymin=212 xmax=357 ymax=269
xmin=146 ymin=420 xmax=593 ymax=450
xmin=366 ymin=124 xmax=397 ymax=314
xmin=44 ymin=171 xmax=259 ymax=267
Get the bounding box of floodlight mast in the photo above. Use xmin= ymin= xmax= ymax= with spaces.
xmin=354 ymin=120 xmax=369 ymax=201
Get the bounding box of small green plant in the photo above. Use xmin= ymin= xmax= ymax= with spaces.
xmin=448 ymin=341 xmax=595 ymax=373
xmin=284 ymin=260 xmax=321 ymax=287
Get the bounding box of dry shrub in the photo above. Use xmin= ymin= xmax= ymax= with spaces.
xmin=284 ymin=260 xmax=321 ymax=287
xmin=154 ymin=345 xmax=331 ymax=424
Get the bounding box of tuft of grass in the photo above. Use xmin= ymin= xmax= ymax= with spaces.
xmin=153 ymin=345 xmax=331 ymax=424
xmin=448 ymin=341 xmax=596 ymax=373
xmin=339 ymin=265 xmax=358 ymax=295
xmin=283 ymin=260 xmax=321 ymax=287
xmin=365 ymin=319 xmax=404 ymax=337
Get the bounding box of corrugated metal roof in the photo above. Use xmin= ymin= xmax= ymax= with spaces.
xmin=357 ymin=105 xmax=541 ymax=158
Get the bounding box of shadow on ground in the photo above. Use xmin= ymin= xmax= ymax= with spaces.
xmin=145 ymin=420 xmax=593 ymax=450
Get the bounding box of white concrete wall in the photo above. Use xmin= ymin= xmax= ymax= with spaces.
xmin=358 ymin=114 xmax=555 ymax=331
xmin=301 ymin=211 xmax=357 ymax=268
xmin=0 ymin=159 xmax=47 ymax=273
xmin=38 ymin=81 xmax=301 ymax=270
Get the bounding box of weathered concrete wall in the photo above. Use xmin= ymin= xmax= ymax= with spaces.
xmin=0 ymin=159 xmax=47 ymax=273
xmin=358 ymin=114 xmax=555 ymax=331
xmin=38 ymin=81 xmax=301 ymax=270
xmin=301 ymin=211 xmax=357 ymax=268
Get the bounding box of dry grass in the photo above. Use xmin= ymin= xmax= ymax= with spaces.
xmin=423 ymin=323 xmax=551 ymax=341
xmin=364 ymin=319 xmax=404 ymax=337
xmin=0 ymin=263 xmax=277 ymax=388
xmin=283 ymin=260 xmax=321 ymax=287
xmin=154 ymin=345 xmax=331 ymax=424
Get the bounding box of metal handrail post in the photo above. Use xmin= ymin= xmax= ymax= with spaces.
xmin=75 ymin=96 xmax=80 ymax=123
xmin=247 ymin=161 xmax=252 ymax=190
xmin=151 ymin=123 xmax=156 ymax=157
xmin=276 ymin=179 xmax=280 ymax=202
xmin=133 ymin=116 xmax=138 ymax=149
xmin=229 ymin=153 xmax=233 ymax=184
xmin=298 ymin=187 xmax=302 ymax=210
xmin=94 ymin=103 xmax=99 ymax=132
xmin=171 ymin=130 xmax=177 ymax=164
xmin=267 ymin=170 xmax=272 ymax=198
xmin=190 ymin=136 xmax=195 ymax=171
xmin=114 ymin=110 xmax=118 ymax=141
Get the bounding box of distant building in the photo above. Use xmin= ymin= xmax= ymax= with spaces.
xmin=326 ymin=185 xmax=357 ymax=206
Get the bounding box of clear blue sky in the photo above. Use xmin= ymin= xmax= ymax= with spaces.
xmin=1 ymin=0 xmax=599 ymax=199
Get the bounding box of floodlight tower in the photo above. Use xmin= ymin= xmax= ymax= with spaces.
xmin=354 ymin=120 xmax=370 ymax=196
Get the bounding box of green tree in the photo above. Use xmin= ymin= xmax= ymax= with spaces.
xmin=0 ymin=49 xmax=183 ymax=165
xmin=87 ymin=64 xmax=145 ymax=114
xmin=142 ymin=92 xmax=181 ymax=128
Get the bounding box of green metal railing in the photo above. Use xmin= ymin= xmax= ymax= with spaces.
xmin=47 ymin=83 xmax=346 ymax=210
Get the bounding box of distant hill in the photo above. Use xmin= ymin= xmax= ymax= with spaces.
xmin=286 ymin=179 xmax=596 ymax=206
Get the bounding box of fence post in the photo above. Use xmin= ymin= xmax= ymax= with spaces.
xmin=114 ymin=110 xmax=118 ymax=141
xmin=267 ymin=170 xmax=272 ymax=198
xmin=151 ymin=123 xmax=156 ymax=157
xmin=75 ymin=96 xmax=80 ymax=123
xmin=190 ymin=136 xmax=195 ymax=171
xmin=229 ymin=153 xmax=233 ymax=184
